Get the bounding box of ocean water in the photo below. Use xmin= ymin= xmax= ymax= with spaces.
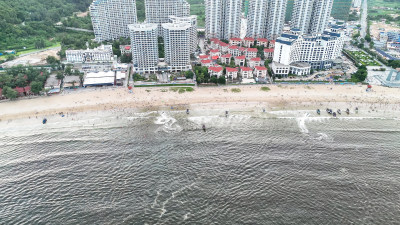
xmin=0 ymin=107 xmax=400 ymax=224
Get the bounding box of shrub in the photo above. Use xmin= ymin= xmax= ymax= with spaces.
xmin=231 ymin=88 xmax=241 ymax=93
xmin=261 ymin=87 xmax=270 ymax=92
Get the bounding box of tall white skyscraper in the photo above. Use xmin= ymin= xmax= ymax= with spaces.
xmin=169 ymin=15 xmax=198 ymax=54
xmin=247 ymin=0 xmax=287 ymax=40
xmin=128 ymin=23 xmax=159 ymax=73
xmin=90 ymin=0 xmax=137 ymax=42
xmin=162 ymin=22 xmax=192 ymax=72
xmin=145 ymin=0 xmax=190 ymax=27
xmin=205 ymin=0 xmax=242 ymax=40
xmin=290 ymin=0 xmax=333 ymax=34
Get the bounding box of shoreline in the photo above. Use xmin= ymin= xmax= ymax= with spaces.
xmin=1 ymin=85 xmax=400 ymax=121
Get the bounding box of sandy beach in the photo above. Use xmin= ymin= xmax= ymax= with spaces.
xmin=1 ymin=84 xmax=400 ymax=121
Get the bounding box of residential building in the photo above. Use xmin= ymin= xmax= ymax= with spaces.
xmin=264 ymin=48 xmax=274 ymax=60
xmin=235 ymin=55 xmax=246 ymax=66
xmin=162 ymin=22 xmax=192 ymax=72
xmin=128 ymin=23 xmax=159 ymax=73
xmin=120 ymin=45 xmax=132 ymax=55
xmin=66 ymin=45 xmax=113 ymax=63
xmin=257 ymin=38 xmax=269 ymax=47
xmin=240 ymin=66 xmax=253 ymax=79
xmin=249 ymin=57 xmax=261 ymax=68
xmin=245 ymin=48 xmax=258 ymax=59
xmin=272 ymin=28 xmax=344 ymax=75
xmin=290 ymin=0 xmax=334 ymax=34
xmin=229 ymin=45 xmax=241 ymax=56
xmin=205 ymin=0 xmax=242 ymax=40
xmin=247 ymin=0 xmax=287 ymax=40
xmin=210 ymin=49 xmax=221 ymax=57
xmin=288 ymin=0 xmax=352 ymax=22
xmin=201 ymin=59 xmax=213 ymax=67
xmin=90 ymin=0 xmax=137 ymax=42
xmin=169 ymin=15 xmax=198 ymax=53
xmin=208 ymin=66 xmax=224 ymax=77
xmin=254 ymin=66 xmax=268 ymax=78
xmin=221 ymin=54 xmax=232 ymax=64
xmin=226 ymin=67 xmax=239 ymax=79
xmin=230 ymin=38 xmax=242 ymax=46
xmin=243 ymin=37 xmax=255 ymax=47
xmin=145 ymin=0 xmax=190 ymax=31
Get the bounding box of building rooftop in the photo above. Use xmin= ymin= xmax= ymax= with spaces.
xmin=250 ymin=57 xmax=261 ymax=61
xmin=221 ymin=54 xmax=232 ymax=58
xmin=199 ymin=55 xmax=210 ymax=59
xmin=229 ymin=45 xmax=239 ymax=50
xmin=255 ymin=66 xmax=267 ymax=70
xmin=247 ymin=48 xmax=258 ymax=52
xmin=240 ymin=67 xmax=253 ymax=71
xmin=226 ymin=67 xmax=239 ymax=72
xmin=236 ymin=55 xmax=246 ymax=60
xmin=201 ymin=59 xmax=212 ymax=64
xmin=208 ymin=66 xmax=223 ymax=72
xmin=210 ymin=49 xmax=220 ymax=53
xmin=264 ymin=48 xmax=274 ymax=53
xmin=230 ymin=38 xmax=242 ymax=41
xmin=257 ymin=38 xmax=268 ymax=42
xmin=244 ymin=37 xmax=255 ymax=41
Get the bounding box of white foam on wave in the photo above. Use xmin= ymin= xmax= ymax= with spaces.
xmin=159 ymin=183 xmax=195 ymax=218
xmin=296 ymin=113 xmax=310 ymax=134
xmin=154 ymin=112 xmax=182 ymax=133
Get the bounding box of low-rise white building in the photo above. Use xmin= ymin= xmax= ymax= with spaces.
xmin=254 ymin=66 xmax=268 ymax=78
xmin=66 ymin=45 xmax=113 ymax=63
xmin=235 ymin=55 xmax=246 ymax=66
xmin=240 ymin=66 xmax=253 ymax=79
xmin=245 ymin=48 xmax=258 ymax=59
xmin=208 ymin=66 xmax=223 ymax=77
xmin=226 ymin=67 xmax=239 ymax=79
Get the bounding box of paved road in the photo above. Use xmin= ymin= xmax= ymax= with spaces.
xmin=65 ymin=27 xmax=94 ymax=33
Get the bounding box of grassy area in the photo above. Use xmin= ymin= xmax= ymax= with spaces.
xmin=0 ymin=42 xmax=61 ymax=61
xmin=231 ymin=88 xmax=241 ymax=93
xmin=369 ymin=0 xmax=400 ymax=25
xmin=260 ymin=87 xmax=270 ymax=92
xmin=347 ymin=51 xmax=381 ymax=66
xmin=170 ymin=87 xmax=195 ymax=93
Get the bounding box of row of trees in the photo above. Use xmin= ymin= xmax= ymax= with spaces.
xmin=194 ymin=66 xmax=226 ymax=85
xmin=0 ymin=65 xmax=51 ymax=99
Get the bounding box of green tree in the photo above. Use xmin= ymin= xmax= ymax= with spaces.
xmin=185 ymin=70 xmax=194 ymax=79
xmin=218 ymin=75 xmax=226 ymax=84
xmin=120 ymin=54 xmax=132 ymax=63
xmin=56 ymin=71 xmax=65 ymax=81
xmin=210 ymin=76 xmax=218 ymax=84
xmin=46 ymin=56 xmax=59 ymax=65
xmin=65 ymin=66 xmax=73 ymax=75
xmin=3 ymin=86 xmax=18 ymax=100
xmin=30 ymin=81 xmax=43 ymax=94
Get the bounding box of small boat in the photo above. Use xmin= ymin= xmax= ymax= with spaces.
xmin=42 ymin=118 xmax=47 ymax=124
xmin=337 ymin=109 xmax=341 ymax=115
xmin=333 ymin=112 xmax=337 ymax=117
xmin=355 ymin=107 xmax=359 ymax=113
xmin=346 ymin=108 xmax=350 ymax=115
xmin=225 ymin=111 xmax=229 ymax=117
xmin=317 ymin=109 xmax=321 ymax=115
xmin=326 ymin=108 xmax=332 ymax=115
xmin=186 ymin=109 xmax=190 ymax=115
xmin=202 ymin=124 xmax=206 ymax=132
xmin=263 ymin=108 xmax=266 ymax=113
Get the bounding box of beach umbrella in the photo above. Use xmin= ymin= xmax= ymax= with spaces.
xmin=128 ymin=86 xmax=132 ymax=90
xmin=367 ymin=85 xmax=372 ymax=89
